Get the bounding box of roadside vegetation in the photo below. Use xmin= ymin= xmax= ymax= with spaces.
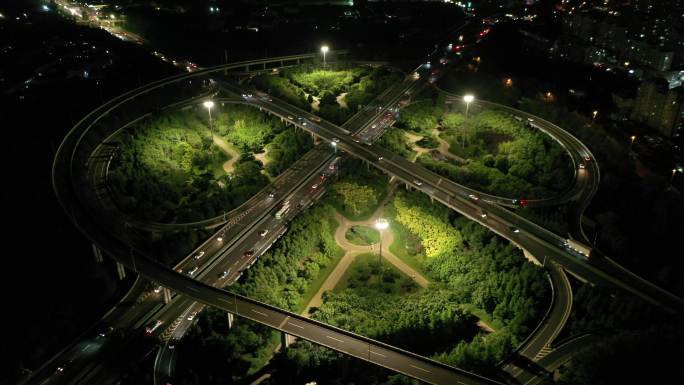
xmin=109 ymin=105 xmax=312 ymax=223
xmin=251 ymin=64 xmax=403 ymax=125
xmin=381 ymin=100 xmax=573 ymax=199
xmin=344 ymin=226 xmax=380 ymax=246
xmin=269 ymin=190 xmax=550 ymax=383
xmin=326 ymin=159 xmax=389 ymax=221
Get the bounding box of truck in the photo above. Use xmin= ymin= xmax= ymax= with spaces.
xmin=565 ymin=239 xmax=592 ymax=258
xmin=275 ymin=200 xmax=290 ymax=220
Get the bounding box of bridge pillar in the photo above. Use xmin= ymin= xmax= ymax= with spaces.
xmin=163 ymin=287 xmax=172 ymax=304
xmin=92 ymin=243 xmax=103 ymax=264
xmin=227 ymin=313 xmax=234 ymax=329
xmin=281 ymin=332 xmax=293 ymax=349
xmin=116 ymin=261 xmax=126 ymax=280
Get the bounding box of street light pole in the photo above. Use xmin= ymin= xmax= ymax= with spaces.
xmin=203 ymin=100 xmax=215 ymax=141
xmin=463 ymin=94 xmax=474 ymax=148
xmin=375 ymin=218 xmax=389 ymax=266
xmin=321 ymin=45 xmax=329 ymax=67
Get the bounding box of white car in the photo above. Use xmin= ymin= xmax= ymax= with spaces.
xmin=194 ymin=251 xmax=205 ymax=260
xmin=377 ymin=156 xmax=384 ymax=161
xmin=332 ymin=137 xmax=340 ymax=143
xmin=468 ymin=194 xmax=479 ymax=200
xmin=187 ymin=311 xmax=197 ymax=321
xmin=480 ymin=211 xmax=487 ymax=218
xmin=413 ymin=180 xmax=423 ymax=186
xmin=260 ymin=229 xmax=269 ymax=237
xmin=188 ymin=266 xmax=199 ymax=276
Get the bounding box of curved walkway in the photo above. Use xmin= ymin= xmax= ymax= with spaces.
xmin=211 ymin=134 xmax=240 ymax=174
xmin=303 ymin=187 xmax=429 ymax=316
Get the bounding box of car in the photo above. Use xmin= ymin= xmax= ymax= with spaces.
xmin=146 ymin=320 xmax=163 ymax=335
xmin=480 ymin=211 xmax=487 ymax=218
xmin=302 ymin=121 xmax=307 ymax=126
xmin=468 ymin=194 xmax=479 ymax=200
xmin=259 ymin=229 xmax=269 ymax=237
xmin=510 ymin=227 xmax=520 ymax=233
xmin=311 ymin=183 xmax=319 ymax=190
xmin=168 ymin=338 xmax=179 ymax=349
xmin=353 ymin=138 xmax=360 ymax=143
xmin=511 ymin=199 xmax=519 ymax=205
xmin=287 ymin=115 xmax=294 ymax=120
xmin=244 ymin=250 xmax=254 ymax=258
xmin=219 ymin=270 xmax=230 ymax=279
xmin=413 ymin=180 xmax=423 ymax=186
xmin=310 ymin=115 xmax=321 ymax=122
xmin=217 ymin=235 xmax=224 ymax=242
xmin=332 ymin=137 xmax=340 ymax=143
xmin=377 ymin=156 xmax=384 ymax=161
xmin=187 ymin=311 xmax=197 ymax=321
xmin=268 ymin=192 xmax=275 ymax=198
xmin=154 ymin=285 xmax=162 ymax=293
xmin=98 ymin=326 xmax=114 ymax=338
xmin=56 ymin=366 xmax=65 ymax=374
xmin=188 ymin=266 xmax=199 ymax=276
xmin=584 ymin=156 xmax=592 ymax=162
xmin=371 ymin=124 xmax=377 ymax=129
xmin=519 ymin=199 xmax=529 ymax=207
xmin=194 ymin=251 xmax=205 ymax=260
xmin=579 ymin=163 xmax=586 ymax=169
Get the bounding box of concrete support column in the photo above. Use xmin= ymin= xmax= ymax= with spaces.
xmin=163 ymin=287 xmax=172 ymax=304
xmin=92 ymin=243 xmax=103 ymax=264
xmin=227 ymin=313 xmax=234 ymax=329
xmin=116 ymin=261 xmax=126 ymax=280
xmin=281 ymin=332 xmax=293 ymax=349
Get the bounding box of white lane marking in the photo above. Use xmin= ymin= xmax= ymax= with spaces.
xmin=409 ymin=364 xmax=432 ymax=373
xmin=251 ymin=308 xmax=268 ymax=317
xmin=287 ymin=321 xmax=304 ymax=330
xmin=278 ymin=316 xmax=290 ymax=328
xmin=370 ymin=351 xmax=386 ymax=358
xmin=326 ymin=335 xmax=344 ymax=343
xmin=186 ymin=286 xmax=200 ymax=293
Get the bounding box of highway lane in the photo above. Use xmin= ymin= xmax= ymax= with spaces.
xmin=245 ymin=88 xmax=684 ymax=311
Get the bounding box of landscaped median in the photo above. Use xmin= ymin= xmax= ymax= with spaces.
xmin=379 ymin=95 xmax=574 ymax=200
xmin=250 ymin=63 xmax=403 ymax=125
xmin=108 ymin=104 xmax=312 ymax=223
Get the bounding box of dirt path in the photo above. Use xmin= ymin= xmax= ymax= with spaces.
xmin=336 ymin=92 xmax=348 ymax=109
xmin=302 ymin=186 xmax=429 ymax=316
xmin=254 ymin=147 xmax=270 ymax=168
xmin=404 ymin=129 xmax=468 ymax=163
xmin=211 ymin=134 xmax=240 ymax=174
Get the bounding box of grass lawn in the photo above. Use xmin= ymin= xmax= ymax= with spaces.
xmin=295 ymin=215 xmax=345 ymax=313
xmin=345 ymin=225 xmax=380 ymax=246
xmin=334 ymin=253 xmax=420 ymax=295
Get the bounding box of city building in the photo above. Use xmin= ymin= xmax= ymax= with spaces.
xmin=631 ymin=80 xmax=682 ymax=137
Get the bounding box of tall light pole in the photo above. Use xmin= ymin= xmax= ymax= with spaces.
xmin=375 ymin=218 xmax=389 ymax=266
xmin=463 ymin=94 xmax=474 ymax=119
xmin=321 ymin=45 xmax=329 ymax=67
xmin=463 ymin=94 xmax=474 ymax=148
xmin=203 ymin=100 xmax=215 ymax=141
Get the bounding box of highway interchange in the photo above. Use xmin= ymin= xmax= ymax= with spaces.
xmin=33 ymin=23 xmax=684 ymax=385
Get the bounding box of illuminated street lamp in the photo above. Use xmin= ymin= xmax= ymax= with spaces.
xmin=671 ymin=168 xmax=679 ymax=185
xmin=630 ymin=135 xmax=636 ymax=151
xmin=504 ymin=78 xmax=513 ymax=87
xmin=375 ymin=218 xmax=389 ymax=265
xmin=321 ymin=45 xmax=329 ymax=66
xmin=463 ymin=94 xmax=474 ymax=119
xmin=203 ymin=100 xmax=215 ymax=140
